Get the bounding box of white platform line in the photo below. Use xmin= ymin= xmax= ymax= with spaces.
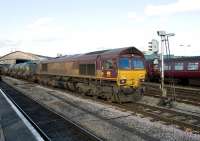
xmin=0 ymin=124 xmax=5 ymax=141
xmin=0 ymin=89 xmax=44 ymax=141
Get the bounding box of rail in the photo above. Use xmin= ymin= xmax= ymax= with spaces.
xmin=0 ymin=81 xmax=102 ymax=141
xmin=142 ymin=82 xmax=200 ymax=106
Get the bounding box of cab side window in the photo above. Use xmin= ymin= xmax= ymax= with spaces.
xmin=103 ymin=59 xmax=113 ymax=69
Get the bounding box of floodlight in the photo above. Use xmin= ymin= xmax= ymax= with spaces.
xmin=157 ymin=31 xmax=166 ymax=36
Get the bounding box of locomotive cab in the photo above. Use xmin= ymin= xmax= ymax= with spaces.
xmin=99 ymin=47 xmax=146 ymax=101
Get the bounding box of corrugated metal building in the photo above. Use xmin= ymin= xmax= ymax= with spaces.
xmin=0 ymin=51 xmax=51 ymax=65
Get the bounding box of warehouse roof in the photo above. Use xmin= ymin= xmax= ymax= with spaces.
xmin=0 ymin=51 xmax=52 ymax=64
xmin=0 ymin=51 xmax=52 ymax=60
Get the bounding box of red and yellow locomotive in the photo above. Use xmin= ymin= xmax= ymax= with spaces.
xmin=36 ymin=47 xmax=146 ymax=102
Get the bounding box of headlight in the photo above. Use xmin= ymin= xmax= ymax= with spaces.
xmin=106 ymin=71 xmax=111 ymax=77
xmin=120 ymin=79 xmax=127 ymax=84
xmin=140 ymin=79 xmax=145 ymax=82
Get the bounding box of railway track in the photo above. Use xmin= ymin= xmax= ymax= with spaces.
xmin=118 ymin=102 xmax=200 ymax=133
xmin=21 ymin=81 xmax=200 ymax=134
xmin=142 ymin=82 xmax=200 ymax=106
xmin=2 ymin=77 xmax=200 ymax=135
xmin=19 ymin=82 xmax=200 ymax=134
xmin=0 ymin=81 xmax=102 ymax=141
xmin=48 ymin=88 xmax=200 ymax=134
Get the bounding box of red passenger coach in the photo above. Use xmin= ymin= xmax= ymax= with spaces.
xmin=164 ymin=57 xmax=200 ymax=85
xmin=147 ymin=56 xmax=200 ymax=85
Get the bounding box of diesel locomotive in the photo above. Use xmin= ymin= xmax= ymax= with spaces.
xmin=1 ymin=47 xmax=146 ymax=102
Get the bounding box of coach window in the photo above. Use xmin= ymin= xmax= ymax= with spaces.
xmin=164 ymin=64 xmax=171 ymax=70
xmin=187 ymin=62 xmax=199 ymax=70
xmin=174 ymin=62 xmax=184 ymax=70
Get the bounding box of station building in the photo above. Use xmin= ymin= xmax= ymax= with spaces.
xmin=0 ymin=51 xmax=51 ymax=65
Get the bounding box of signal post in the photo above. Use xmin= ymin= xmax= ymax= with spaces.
xmin=157 ymin=31 xmax=175 ymax=107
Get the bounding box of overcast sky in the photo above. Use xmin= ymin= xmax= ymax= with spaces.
xmin=0 ymin=0 xmax=200 ymax=57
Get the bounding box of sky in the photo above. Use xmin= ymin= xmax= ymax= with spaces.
xmin=0 ymin=0 xmax=200 ymax=57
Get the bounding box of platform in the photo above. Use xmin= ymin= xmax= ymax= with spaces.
xmin=0 ymin=89 xmax=43 ymax=141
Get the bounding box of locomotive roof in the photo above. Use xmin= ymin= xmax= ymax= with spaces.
xmin=100 ymin=46 xmax=143 ymax=56
xmin=41 ymin=46 xmax=143 ymax=63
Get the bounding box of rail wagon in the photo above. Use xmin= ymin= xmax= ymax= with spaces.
xmin=36 ymin=47 xmax=146 ymax=102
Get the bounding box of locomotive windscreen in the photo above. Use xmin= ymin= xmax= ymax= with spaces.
xmin=119 ymin=57 xmax=144 ymax=69
xmin=119 ymin=58 xmax=130 ymax=69
xmin=131 ymin=58 xmax=144 ymax=69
